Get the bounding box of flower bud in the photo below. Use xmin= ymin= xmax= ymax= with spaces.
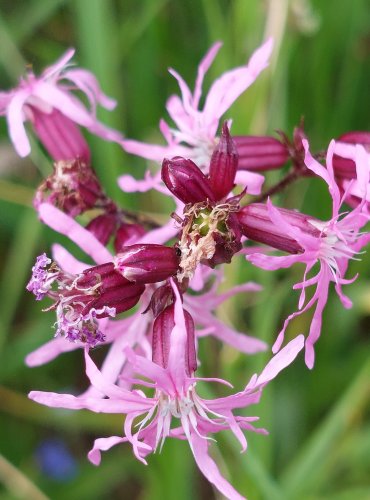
xmin=233 ymin=135 xmax=288 ymax=171
xmin=209 ymin=122 xmax=238 ymax=200
xmin=161 ymin=157 xmax=215 ymax=204
xmin=86 ymin=213 xmax=117 ymax=246
xmin=114 ymin=223 xmax=146 ymax=253
xmin=143 ymin=283 xmax=173 ymax=318
xmin=237 ymin=203 xmax=320 ymax=254
xmin=31 ymin=108 xmax=90 ymax=163
xmin=114 ymin=244 xmax=180 ymax=284
xmin=34 ymin=159 xmax=105 ymax=217
xmin=152 ymin=304 xmax=197 ymax=376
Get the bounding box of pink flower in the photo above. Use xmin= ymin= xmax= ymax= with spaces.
xmin=0 ymin=48 xmax=122 ymax=159
xmin=246 ymin=140 xmax=370 ymax=368
xmin=25 ymin=202 xmax=164 ymax=366
xmin=29 ymin=279 xmax=304 ymax=500
xmin=118 ymin=39 xmax=273 ymax=196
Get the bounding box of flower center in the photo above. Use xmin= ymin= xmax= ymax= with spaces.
xmin=177 ymin=202 xmax=236 ymax=281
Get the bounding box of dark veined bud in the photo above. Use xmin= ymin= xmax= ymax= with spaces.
xmin=232 ymin=135 xmax=289 ymax=171
xmin=333 ymin=131 xmax=370 ymax=179
xmin=86 ymin=213 xmax=117 ymax=246
xmin=114 ymin=222 xmax=146 ymax=253
xmin=209 ymin=122 xmax=238 ymax=200
xmin=31 ymin=108 xmax=90 ymax=163
xmin=152 ymin=304 xmax=197 ymax=376
xmin=143 ymin=283 xmax=174 ymax=318
xmin=237 ymin=203 xmax=321 ymax=254
xmin=34 ymin=159 xmax=105 ymax=217
xmin=161 ymin=157 xmax=215 ymax=204
xmin=76 ymin=263 xmax=145 ymax=311
xmin=114 ymin=244 xmax=180 ymax=284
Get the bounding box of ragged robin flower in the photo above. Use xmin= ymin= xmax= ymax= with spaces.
xmin=161 ymin=124 xmax=243 ymax=280
xmin=239 ymin=140 xmax=370 ymax=368
xmin=0 ymin=48 xmax=122 ymax=160
xmin=27 ymin=254 xmax=145 ymax=347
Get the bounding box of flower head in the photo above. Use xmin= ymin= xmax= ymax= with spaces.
xmin=161 ymin=125 xmax=245 ymax=279
xmin=118 ymin=39 xmax=273 ymax=197
xmin=29 ymin=279 xmax=304 ymax=499
xmin=244 ymin=140 xmax=370 ymax=368
xmin=27 ymin=257 xmax=145 ymax=347
xmin=0 ymin=48 xmax=122 ymax=159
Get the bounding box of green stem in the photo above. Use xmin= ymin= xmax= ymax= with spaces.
xmin=281 ymin=358 xmax=370 ymax=497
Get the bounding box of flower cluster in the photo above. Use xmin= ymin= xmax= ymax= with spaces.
xmin=3 ymin=42 xmax=369 ymax=499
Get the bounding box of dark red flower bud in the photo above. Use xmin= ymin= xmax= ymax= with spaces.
xmin=152 ymin=304 xmax=197 ymax=376
xmin=233 ymin=135 xmax=289 ymax=171
xmin=32 ymin=108 xmax=90 ymax=163
xmin=161 ymin=157 xmax=215 ymax=204
xmin=144 ymin=283 xmax=174 ymax=318
xmin=76 ymin=262 xmax=145 ymax=315
xmin=209 ymin=122 xmax=238 ymax=200
xmin=114 ymin=222 xmax=146 ymax=253
xmin=237 ymin=203 xmax=321 ymax=254
xmin=114 ymin=244 xmax=180 ymax=284
xmin=86 ymin=213 xmax=117 ymax=246
xmin=333 ymin=131 xmax=370 ymax=179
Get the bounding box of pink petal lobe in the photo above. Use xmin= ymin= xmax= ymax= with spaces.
xmin=38 ymin=203 xmax=112 ymax=264
xmin=190 ymin=433 xmax=245 ymax=500
xmin=251 ymin=335 xmax=304 ymax=388
xmin=88 ymin=436 xmax=127 ymax=465
xmin=7 ymin=91 xmax=31 ymax=157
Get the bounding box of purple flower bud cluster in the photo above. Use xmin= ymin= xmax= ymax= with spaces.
xmin=2 ymin=40 xmax=368 ymax=498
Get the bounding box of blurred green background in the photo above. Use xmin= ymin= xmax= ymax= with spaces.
xmin=0 ymin=1 xmax=369 ymax=499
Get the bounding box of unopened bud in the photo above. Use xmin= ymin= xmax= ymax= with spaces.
xmin=114 ymin=223 xmax=146 ymax=253
xmin=143 ymin=283 xmax=173 ymax=318
xmin=161 ymin=157 xmax=215 ymax=204
xmin=86 ymin=213 xmax=117 ymax=245
xmin=31 ymin=108 xmax=90 ymax=163
xmin=233 ymin=135 xmax=289 ymax=171
xmin=238 ymin=203 xmax=320 ymax=254
xmin=114 ymin=244 xmax=180 ymax=284
xmin=152 ymin=304 xmax=197 ymax=376
xmin=209 ymin=122 xmax=238 ymax=200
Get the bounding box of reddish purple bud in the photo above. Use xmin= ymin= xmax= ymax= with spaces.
xmin=233 ymin=135 xmax=289 ymax=171
xmin=152 ymin=304 xmax=197 ymax=376
xmin=114 ymin=244 xmax=180 ymax=284
xmin=161 ymin=157 xmax=215 ymax=204
xmin=333 ymin=131 xmax=370 ymax=179
xmin=209 ymin=122 xmax=238 ymax=200
xmin=31 ymin=108 xmax=90 ymax=163
xmin=34 ymin=159 xmax=105 ymax=217
xmin=86 ymin=213 xmax=117 ymax=246
xmin=238 ymin=203 xmax=321 ymax=254
xmin=114 ymin=223 xmax=146 ymax=253
xmin=143 ymin=283 xmax=174 ymax=318
xmin=75 ymin=262 xmax=145 ymax=315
